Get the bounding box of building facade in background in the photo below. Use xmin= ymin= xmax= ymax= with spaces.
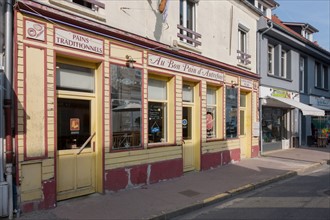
xmin=256 ymin=3 xmax=329 ymax=152
xmin=12 ymin=0 xmax=261 ymax=212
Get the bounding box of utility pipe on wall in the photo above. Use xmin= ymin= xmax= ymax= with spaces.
xmin=4 ymin=0 xmax=14 ymax=219
xmin=4 ymin=0 xmax=13 ymax=164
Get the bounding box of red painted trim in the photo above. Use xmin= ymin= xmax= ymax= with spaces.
xmin=14 ymin=9 xmax=20 ymax=184
xmin=101 ymin=62 xmax=105 ymax=193
xmin=23 ymin=17 xmax=47 ymax=43
xmin=53 ymin=27 xmax=105 ymax=56
xmin=109 ymin=63 xmax=112 ymax=153
xmin=23 ymin=44 xmax=48 ymax=160
xmin=174 ymin=76 xmax=177 ymax=145
xmin=53 ymin=53 xmax=58 ymax=199
xmin=141 ymin=68 xmax=145 ymax=148
xmin=199 ymin=82 xmax=202 ymax=170
xmin=109 ymin=42 xmax=144 ymax=65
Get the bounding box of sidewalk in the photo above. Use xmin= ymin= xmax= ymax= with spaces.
xmin=16 ymin=146 xmax=330 ymax=220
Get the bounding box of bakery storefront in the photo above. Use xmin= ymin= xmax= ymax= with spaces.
xmin=14 ymin=7 xmax=260 ymax=212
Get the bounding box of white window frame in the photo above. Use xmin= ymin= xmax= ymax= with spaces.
xmin=268 ymin=45 xmax=274 ymax=75
xmin=299 ymin=56 xmax=305 ymax=92
xmin=180 ymin=0 xmax=197 ymax=32
xmin=280 ymin=50 xmax=287 ymax=78
xmin=238 ymin=28 xmax=247 ymax=54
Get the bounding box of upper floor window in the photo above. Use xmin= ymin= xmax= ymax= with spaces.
xmin=299 ymin=56 xmax=305 ymax=92
xmin=268 ymin=45 xmax=274 ymax=75
xmin=280 ymin=50 xmax=287 ymax=78
xmin=237 ymin=25 xmax=251 ymax=65
xmin=178 ymin=0 xmax=201 ymax=47
xmin=71 ymin=0 xmax=104 ymax=11
xmin=315 ymin=63 xmax=329 ymax=89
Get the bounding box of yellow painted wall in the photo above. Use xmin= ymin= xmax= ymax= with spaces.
xmin=26 ymin=46 xmax=46 ymax=158
xmin=16 ymin=11 xmax=260 ymax=204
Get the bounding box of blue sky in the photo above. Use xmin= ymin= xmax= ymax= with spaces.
xmin=273 ymin=0 xmax=330 ymax=51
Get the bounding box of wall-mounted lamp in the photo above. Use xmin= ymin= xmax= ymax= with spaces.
xmin=126 ymin=55 xmax=136 ymax=68
xmin=231 ymin=80 xmax=239 ymax=88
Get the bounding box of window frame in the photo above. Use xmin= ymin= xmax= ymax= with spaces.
xmin=225 ymin=86 xmax=238 ymax=139
xmin=268 ymin=44 xmax=274 ymax=75
xmin=238 ymin=28 xmax=247 ymax=55
xmin=206 ymin=86 xmax=220 ymax=140
xmin=148 ymin=77 xmax=168 ymax=144
xmin=110 ymin=64 xmax=143 ymax=150
xmin=147 ymin=75 xmax=175 ymax=147
xmin=280 ymin=50 xmax=287 ymax=78
xmin=180 ymin=0 xmax=197 ymax=33
xmin=299 ymin=56 xmax=305 ymax=92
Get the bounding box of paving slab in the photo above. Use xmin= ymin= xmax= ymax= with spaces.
xmin=14 ymin=146 xmax=330 ymax=220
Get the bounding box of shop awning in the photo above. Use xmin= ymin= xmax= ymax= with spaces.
xmin=265 ymin=96 xmax=325 ymax=116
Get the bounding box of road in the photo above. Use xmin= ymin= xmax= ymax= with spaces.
xmin=174 ymin=164 xmax=330 ymax=220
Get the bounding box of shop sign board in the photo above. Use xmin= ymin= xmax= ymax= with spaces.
xmin=148 ymin=54 xmax=224 ymax=81
xmin=252 ymin=122 xmax=260 ymax=137
xmin=26 ymin=20 xmax=45 ymax=41
xmin=310 ymin=96 xmax=330 ymax=110
xmin=240 ymin=79 xmax=253 ymax=88
xmin=55 ymin=28 xmax=104 ymax=54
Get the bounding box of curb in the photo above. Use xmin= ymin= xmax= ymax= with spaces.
xmin=148 ymin=162 xmax=328 ymax=220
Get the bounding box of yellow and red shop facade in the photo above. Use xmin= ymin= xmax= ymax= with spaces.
xmin=14 ymin=6 xmax=260 ymax=212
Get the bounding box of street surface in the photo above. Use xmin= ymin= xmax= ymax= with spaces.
xmin=174 ymin=164 xmax=330 ymax=220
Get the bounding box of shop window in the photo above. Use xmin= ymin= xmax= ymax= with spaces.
xmin=148 ymin=78 xmax=167 ymax=143
xmin=226 ymin=87 xmax=238 ymax=138
xmin=311 ymin=116 xmax=330 ymax=140
xmin=183 ymin=84 xmax=194 ymax=102
xmin=206 ymin=87 xmax=217 ymax=139
xmin=182 ymin=83 xmax=194 ymax=140
xmin=56 ymin=63 xmax=94 ymax=93
xmin=111 ymin=65 xmax=142 ymax=150
xmin=262 ymin=108 xmax=286 ymax=143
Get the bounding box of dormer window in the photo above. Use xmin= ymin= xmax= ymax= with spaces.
xmin=303 ymin=30 xmax=313 ymax=41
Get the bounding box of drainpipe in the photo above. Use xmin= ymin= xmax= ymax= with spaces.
xmin=1 ymin=60 xmax=4 ymax=183
xmin=4 ymin=0 xmax=14 ymax=219
xmin=258 ymin=20 xmax=273 ymax=154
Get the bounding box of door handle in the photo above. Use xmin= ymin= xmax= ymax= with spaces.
xmin=77 ymin=132 xmax=96 ymax=155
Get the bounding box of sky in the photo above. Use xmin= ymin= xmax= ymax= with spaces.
xmin=273 ymin=0 xmax=330 ymax=52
